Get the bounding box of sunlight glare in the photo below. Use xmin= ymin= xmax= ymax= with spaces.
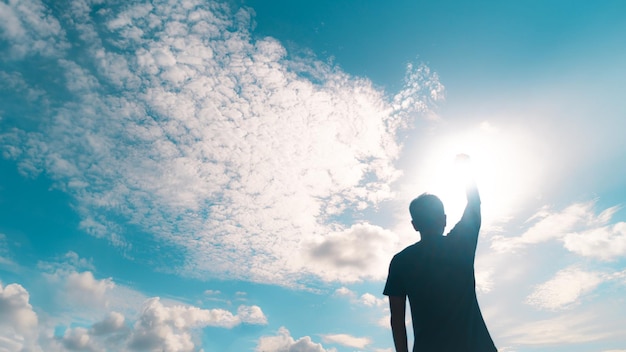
xmin=415 ymin=121 xmax=539 ymax=232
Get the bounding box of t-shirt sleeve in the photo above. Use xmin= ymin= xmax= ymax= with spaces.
xmin=383 ymin=255 xmax=405 ymax=296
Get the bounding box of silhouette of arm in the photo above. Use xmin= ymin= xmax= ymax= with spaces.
xmin=450 ymin=154 xmax=481 ymax=240
xmin=389 ymin=295 xmax=409 ymax=352
xmin=460 ymin=171 xmax=481 ymax=230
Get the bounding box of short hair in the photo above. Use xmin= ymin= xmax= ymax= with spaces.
xmin=409 ymin=193 xmax=445 ymax=229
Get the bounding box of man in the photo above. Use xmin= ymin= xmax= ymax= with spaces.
xmin=383 ymin=155 xmax=496 ymax=352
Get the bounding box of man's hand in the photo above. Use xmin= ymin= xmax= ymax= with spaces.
xmin=454 ymin=154 xmax=479 ymax=200
xmin=454 ymin=154 xmax=472 ymax=183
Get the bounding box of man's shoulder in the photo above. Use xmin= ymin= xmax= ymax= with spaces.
xmin=392 ymin=242 xmax=421 ymax=261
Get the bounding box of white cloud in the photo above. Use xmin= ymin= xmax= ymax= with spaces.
xmin=0 ymin=282 xmax=40 ymax=351
xmin=37 ymin=288 xmax=263 ymax=352
xmin=0 ymin=336 xmax=25 ymax=352
xmin=237 ymin=305 xmax=268 ymax=325
xmin=40 ymin=295 xmax=267 ymax=351
xmin=475 ymin=268 xmax=494 ymax=294
xmin=321 ymin=333 xmax=371 ymax=349
xmin=496 ymin=347 xmax=518 ymax=352
xmin=305 ymin=223 xmax=400 ymax=282
xmin=54 ymin=312 xmax=129 ymax=352
xmin=0 ymin=0 xmax=442 ymax=286
xmin=491 ymin=202 xmax=626 ymax=261
xmin=563 ymin=222 xmax=626 ymax=261
xmin=0 ymin=0 xmax=68 ymax=58
xmin=128 ymin=297 xmax=267 ymax=351
xmin=0 ymin=283 xmax=38 ymax=334
xmin=39 ymin=262 xmax=119 ymax=314
xmin=498 ymin=311 xmax=613 ymax=345
xmin=62 ymin=327 xmax=93 ymax=351
xmin=359 ymin=293 xmax=386 ymax=308
xmin=65 ymin=271 xmax=116 ymax=308
xmin=69 ymin=254 xmax=152 ymax=315
xmin=63 ymin=251 xmax=96 ymax=271
xmin=377 ymin=315 xmax=390 ymax=329
xmin=91 ymin=311 xmax=126 ymax=336
xmin=491 ymin=202 xmax=599 ymax=252
xmin=138 ymin=297 xmax=265 ymax=329
xmin=38 ymin=251 xmax=95 ymax=276
xmin=256 ymin=327 xmax=336 ymax=352
xmin=333 ymin=287 xmax=355 ymax=298
xmin=0 ymin=233 xmax=16 ymax=269
xmin=334 ymin=287 xmax=386 ymax=308
xmin=525 ymin=266 xmax=604 ymax=311
xmin=9 ymin=251 xmax=271 ymax=351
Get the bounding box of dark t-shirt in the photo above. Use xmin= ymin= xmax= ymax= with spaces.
xmin=383 ymin=201 xmax=496 ymax=352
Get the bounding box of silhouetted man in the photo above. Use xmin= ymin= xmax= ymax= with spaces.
xmin=383 ymin=155 xmax=496 ymax=352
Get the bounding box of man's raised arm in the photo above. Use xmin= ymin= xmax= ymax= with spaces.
xmin=456 ymin=154 xmax=481 ymax=232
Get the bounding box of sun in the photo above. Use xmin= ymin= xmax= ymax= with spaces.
xmin=411 ymin=121 xmax=540 ymax=231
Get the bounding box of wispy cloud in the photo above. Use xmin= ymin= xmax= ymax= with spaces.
xmin=491 ymin=201 xmax=626 ymax=260
xmin=0 ymin=233 xmax=17 ymax=269
xmin=0 ymin=0 xmax=443 ymax=286
xmin=525 ymin=266 xmax=604 ymax=311
xmin=498 ymin=311 xmax=614 ymax=345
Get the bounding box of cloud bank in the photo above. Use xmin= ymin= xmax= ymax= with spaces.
xmin=0 ymin=274 xmax=267 ymax=352
xmin=0 ymin=0 xmax=443 ymax=286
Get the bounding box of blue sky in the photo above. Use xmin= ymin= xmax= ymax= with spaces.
xmin=1 ymin=0 xmax=625 ymax=351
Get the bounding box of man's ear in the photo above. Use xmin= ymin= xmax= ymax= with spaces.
xmin=411 ymin=220 xmax=419 ymax=232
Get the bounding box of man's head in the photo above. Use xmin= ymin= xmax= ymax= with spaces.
xmin=409 ymin=193 xmax=447 ymax=237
